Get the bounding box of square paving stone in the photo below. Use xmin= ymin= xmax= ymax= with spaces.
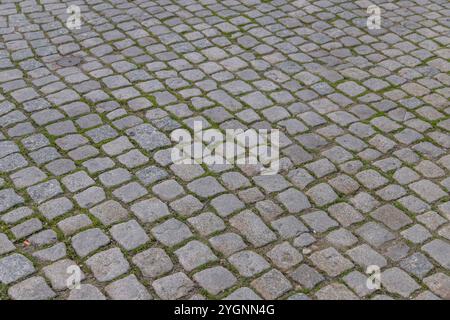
xmin=126 ymin=124 xmax=170 ymax=151
xmin=266 ymin=242 xmax=303 ymax=271
xmin=42 ymin=259 xmax=85 ymax=291
xmin=99 ymin=168 xmax=132 ymax=187
xmin=86 ymin=248 xmax=130 ymax=282
xmin=209 ymin=233 xmax=247 ymax=257
xmin=229 ymin=210 xmax=276 ymax=247
xmin=422 ymin=239 xmax=450 ymax=268
xmin=253 ymin=174 xmax=291 ymax=193
xmin=228 ymin=250 xmax=270 ymax=277
xmin=325 ymin=228 xmax=358 ymax=248
xmin=28 ymin=229 xmax=57 ymax=247
xmin=113 ymin=182 xmax=148 ymax=203
xmin=224 ymin=288 xmax=262 ymax=300
xmin=193 ymin=266 xmax=237 ymax=296
xmin=305 ymin=159 xmax=336 ymax=178
xmin=310 ymin=247 xmax=354 ymax=277
xmin=152 ymin=272 xmax=194 ymax=300
xmin=90 ymin=200 xmax=129 ymax=226
xmin=343 ymin=271 xmax=376 ymax=297
xmin=170 ymin=164 xmax=205 ymax=181
xmin=0 ymin=254 xmax=35 ymax=285
xmin=110 ymin=220 xmax=149 ymax=251
xmin=409 ymin=180 xmax=447 ymax=203
xmin=102 ymin=136 xmax=134 ymax=156
xmin=187 ymin=176 xmax=225 ymax=198
xmin=401 ymin=225 xmax=432 ymax=244
xmin=381 ymin=267 xmax=420 ymax=298
xmin=10 ymin=167 xmax=47 ymax=188
xmin=251 ymin=269 xmax=293 ymax=300
xmin=117 ymin=149 xmax=149 ymax=168
xmin=0 ymin=233 xmax=15 ymax=255
xmin=187 ymin=212 xmax=225 ymax=236
xmin=27 ymin=180 xmax=62 ymax=204
xmin=238 ymin=187 xmax=265 ymax=204
xmin=0 ymin=189 xmax=24 ymax=213
xmin=416 ymin=211 xmax=447 ymax=231
xmin=370 ymin=204 xmax=413 ymax=231
xmin=152 ymin=179 xmax=185 ymax=201
xmin=356 ymin=222 xmax=396 ymax=247
xmin=74 ymin=187 xmax=106 ymax=208
xmin=210 ymin=194 xmax=245 ymax=217
xmin=132 ymin=248 xmax=173 ymax=278
xmin=301 ymin=211 xmax=338 ymax=233
xmin=170 ymin=195 xmax=204 ymax=217
xmin=271 ymin=215 xmax=308 ymax=239
xmin=276 ymin=188 xmax=311 ymax=213
xmin=151 ymin=218 xmax=193 ymax=247
xmin=287 ymin=168 xmax=315 ymax=190
xmin=82 ymin=157 xmax=115 ymax=174
xmin=289 ymin=264 xmax=324 ymax=289
xmin=71 ymin=228 xmax=110 ymax=257
xmin=8 ymin=276 xmax=56 ymax=300
xmin=174 ymin=240 xmax=218 ymax=272
xmin=423 ymin=273 xmax=450 ymax=300
xmin=136 ymin=165 xmax=168 ymax=186
xmin=1 ymin=207 xmax=32 ymax=225
xmin=11 ymin=218 xmax=42 ymax=239
xmin=45 ymin=159 xmax=76 ymax=176
xmin=32 ymin=243 xmax=67 ymax=262
xmin=220 ymin=171 xmax=251 ymax=190
xmin=350 ymin=192 xmax=380 ymax=214
xmin=315 ymin=283 xmax=358 ymax=300
xmin=400 ymin=253 xmax=433 ymax=278
xmin=57 ymin=214 xmax=92 ymax=236
xmin=346 ymin=244 xmax=387 ymax=269
xmin=255 ymin=200 xmax=283 ymax=222
xmin=105 ymin=275 xmax=152 ymax=300
xmin=61 ymin=171 xmax=95 ymax=192
xmin=355 ymin=170 xmax=389 ymax=190
xmin=306 ymin=183 xmax=338 ymax=206
xmin=131 ymin=198 xmax=170 ymax=223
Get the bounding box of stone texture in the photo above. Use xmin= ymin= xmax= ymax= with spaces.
xmin=0 ymin=254 xmax=35 ymax=285
xmin=193 ymin=267 xmax=237 ymax=295
xmin=86 ymin=248 xmax=130 ymax=282
xmin=105 ymin=275 xmax=152 ymax=300
xmin=0 ymin=0 xmax=448 ymax=301
xmin=229 ymin=210 xmax=276 ymax=247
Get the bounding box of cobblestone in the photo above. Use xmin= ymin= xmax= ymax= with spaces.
xmin=0 ymin=0 xmax=448 ymax=301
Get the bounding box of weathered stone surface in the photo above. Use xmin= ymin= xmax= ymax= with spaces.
xmin=43 ymin=259 xmax=85 ymax=291
xmin=71 ymin=228 xmax=110 ymax=257
xmin=8 ymin=277 xmax=56 ymax=300
xmin=229 ymin=250 xmax=270 ymax=277
xmin=86 ymin=248 xmax=130 ymax=282
xmin=0 ymin=0 xmax=448 ymax=301
xmin=382 ymin=268 xmax=420 ymax=298
xmin=251 ymin=270 xmax=292 ymax=300
xmin=229 ymin=210 xmax=276 ymax=247
xmin=110 ymin=220 xmax=149 ymax=251
xmin=105 ymin=275 xmax=152 ymax=300
xmin=152 ymin=272 xmax=194 ymax=299
xmin=422 ymin=240 xmax=450 ymax=268
xmin=193 ymin=266 xmax=237 ymax=295
xmin=310 ymin=248 xmax=354 ymax=277
xmin=67 ymin=284 xmax=106 ymax=300
xmin=132 ymin=248 xmax=173 ymax=278
xmin=0 ymin=254 xmax=35 ymax=285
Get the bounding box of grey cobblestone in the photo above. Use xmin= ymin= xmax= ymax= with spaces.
xmin=0 ymin=0 xmax=448 ymax=301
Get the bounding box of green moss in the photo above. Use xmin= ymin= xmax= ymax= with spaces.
xmin=0 ymin=283 xmax=9 ymax=300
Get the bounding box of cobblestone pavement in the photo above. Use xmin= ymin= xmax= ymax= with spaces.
xmin=0 ymin=0 xmax=449 ymax=300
